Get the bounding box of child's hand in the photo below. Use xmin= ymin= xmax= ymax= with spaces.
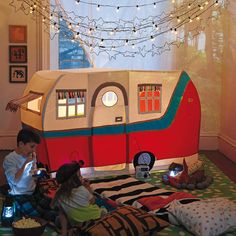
xmin=25 ymin=154 xmax=34 ymax=165
xmin=82 ymin=178 xmax=90 ymax=187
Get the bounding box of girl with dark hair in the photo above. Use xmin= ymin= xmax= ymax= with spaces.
xmin=53 ymin=161 xmax=104 ymax=227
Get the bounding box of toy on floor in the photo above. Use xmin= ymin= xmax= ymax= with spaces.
xmin=162 ymin=159 xmax=213 ymax=190
xmin=133 ymin=152 xmax=155 ymax=180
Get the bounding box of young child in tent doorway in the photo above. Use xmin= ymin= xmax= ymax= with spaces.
xmin=3 ymin=128 xmax=58 ymax=221
xmin=52 ymin=161 xmax=109 ymax=234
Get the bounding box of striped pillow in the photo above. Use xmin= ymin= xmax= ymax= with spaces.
xmin=80 ymin=205 xmax=168 ymax=236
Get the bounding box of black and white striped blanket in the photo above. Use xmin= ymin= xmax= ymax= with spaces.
xmin=90 ymin=175 xmax=174 ymax=205
xmin=90 ymin=175 xmax=198 ymax=221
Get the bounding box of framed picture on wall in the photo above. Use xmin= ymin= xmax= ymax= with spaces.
xmin=9 ymin=25 xmax=27 ymax=43
xmin=9 ymin=65 xmax=27 ymax=83
xmin=9 ymin=45 xmax=27 ymax=63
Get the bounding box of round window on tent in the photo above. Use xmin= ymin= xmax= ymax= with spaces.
xmin=102 ymin=91 xmax=118 ymax=107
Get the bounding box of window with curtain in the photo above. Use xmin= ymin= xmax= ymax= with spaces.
xmin=138 ymin=84 xmax=162 ymax=114
xmin=50 ymin=0 xmax=165 ymax=69
xmin=56 ymin=90 xmax=86 ymax=118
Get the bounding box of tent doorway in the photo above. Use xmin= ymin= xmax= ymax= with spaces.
xmin=91 ymin=84 xmax=127 ymax=171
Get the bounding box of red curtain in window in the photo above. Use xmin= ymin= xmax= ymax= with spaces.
xmin=139 ymin=85 xmax=161 ymax=113
xmin=139 ymin=87 xmax=146 ymax=112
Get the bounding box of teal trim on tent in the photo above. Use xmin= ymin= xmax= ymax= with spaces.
xmin=43 ymin=128 xmax=91 ymax=138
xmin=92 ymin=124 xmax=126 ymax=135
xmin=40 ymin=71 xmax=190 ymax=138
xmin=126 ymin=71 xmax=189 ymax=133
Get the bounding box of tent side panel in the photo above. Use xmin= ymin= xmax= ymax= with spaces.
xmin=128 ymin=76 xmax=201 ymax=162
xmin=43 ymin=73 xmax=89 ymax=131
xmin=128 ymin=71 xmax=181 ymax=124
xmin=21 ymin=72 xmax=59 ymax=131
xmin=30 ymin=70 xmax=200 ymax=171
xmin=43 ymin=135 xmax=91 ymax=171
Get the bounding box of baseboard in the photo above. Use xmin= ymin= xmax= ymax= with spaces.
xmin=199 ymin=132 xmax=219 ymax=150
xmin=219 ymin=133 xmax=236 ymax=163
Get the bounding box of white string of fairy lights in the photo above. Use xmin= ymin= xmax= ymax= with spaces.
xmin=9 ymin=0 xmax=225 ymax=59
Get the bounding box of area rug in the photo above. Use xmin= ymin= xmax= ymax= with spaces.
xmin=0 ymin=154 xmax=236 ymax=236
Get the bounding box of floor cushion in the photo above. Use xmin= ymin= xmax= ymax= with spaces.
xmin=81 ymin=205 xmax=168 ymax=236
xmin=167 ymin=197 xmax=236 ymax=236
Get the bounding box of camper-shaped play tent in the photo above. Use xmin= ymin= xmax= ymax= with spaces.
xmin=6 ymin=69 xmax=201 ymax=171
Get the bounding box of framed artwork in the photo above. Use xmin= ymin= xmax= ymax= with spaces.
xmin=9 ymin=25 xmax=27 ymax=43
xmin=9 ymin=65 xmax=27 ymax=83
xmin=9 ymin=45 xmax=27 ymax=63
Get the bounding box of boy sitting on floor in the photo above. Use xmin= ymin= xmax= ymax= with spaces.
xmin=3 ymin=128 xmax=57 ymax=221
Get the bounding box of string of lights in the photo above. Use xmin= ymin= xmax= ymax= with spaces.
xmin=73 ymin=0 xmax=169 ymax=10
xmin=9 ymin=0 xmax=225 ymax=59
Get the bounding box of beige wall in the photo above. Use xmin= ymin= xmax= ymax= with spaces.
xmin=171 ymin=13 xmax=222 ymax=151
xmin=219 ymin=4 xmax=236 ymax=163
xmin=0 ymin=1 xmax=49 ymax=149
xmin=0 ymin=2 xmax=36 ymax=148
xmin=0 ymin=2 xmax=236 ymax=164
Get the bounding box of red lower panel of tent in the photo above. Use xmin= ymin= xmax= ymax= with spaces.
xmin=40 ymin=136 xmax=91 ymax=171
xmin=92 ymin=134 xmax=127 ymax=167
xmin=38 ymin=134 xmax=127 ymax=170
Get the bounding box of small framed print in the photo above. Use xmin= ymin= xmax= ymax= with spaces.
xmin=9 ymin=65 xmax=27 ymax=83
xmin=9 ymin=45 xmax=27 ymax=63
xmin=9 ymin=25 xmax=27 ymax=43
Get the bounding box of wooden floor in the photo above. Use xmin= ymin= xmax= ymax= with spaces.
xmin=0 ymin=150 xmax=236 ymax=186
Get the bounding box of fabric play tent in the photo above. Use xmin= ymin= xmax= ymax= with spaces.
xmin=6 ymin=69 xmax=201 ymax=172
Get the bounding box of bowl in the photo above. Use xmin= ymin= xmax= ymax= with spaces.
xmin=12 ymin=216 xmax=47 ymax=236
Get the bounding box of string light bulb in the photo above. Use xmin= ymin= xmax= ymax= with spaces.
xmin=75 ymin=32 xmax=80 ymax=38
